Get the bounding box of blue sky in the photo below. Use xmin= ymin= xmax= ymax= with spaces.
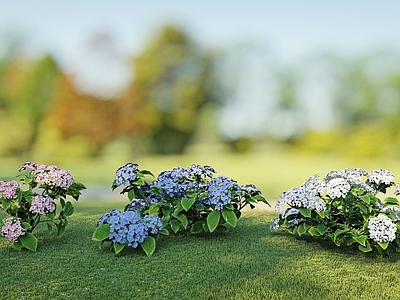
xmin=1 ymin=1 xmax=400 ymax=95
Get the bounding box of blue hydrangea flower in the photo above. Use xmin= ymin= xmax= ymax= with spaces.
xmin=143 ymin=215 xmax=164 ymax=234
xmin=153 ymin=167 xmax=199 ymax=199
xmin=125 ymin=198 xmax=150 ymax=213
xmin=202 ymin=175 xmax=241 ymax=210
xmin=114 ymin=163 xmax=139 ymax=188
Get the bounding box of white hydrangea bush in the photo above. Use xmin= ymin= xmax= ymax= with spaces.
xmin=271 ymin=168 xmax=400 ymax=255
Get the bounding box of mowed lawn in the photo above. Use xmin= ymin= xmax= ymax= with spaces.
xmin=1 ymin=202 xmax=400 ymax=299
xmin=2 ymin=147 xmax=400 ymax=299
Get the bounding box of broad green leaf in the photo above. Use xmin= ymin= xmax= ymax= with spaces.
xmin=57 ymin=223 xmax=66 ymax=237
xmin=158 ymin=228 xmax=169 ymax=236
xmin=21 ymin=222 xmax=32 ymax=230
xmin=222 ymin=210 xmax=237 ymax=227
xmin=377 ymin=241 xmax=389 ymax=250
xmin=181 ymin=197 xmax=196 ymax=211
xmin=215 ymin=225 xmax=229 ymax=233
xmin=20 ymin=233 xmax=38 ymax=252
xmin=316 ymin=210 xmax=329 ymax=218
xmin=190 ymin=221 xmax=205 ymax=234
xmin=92 ymin=224 xmax=111 ymax=241
xmin=317 ymin=224 xmax=328 ymax=235
xmin=64 ymin=201 xmax=74 ymax=216
xmin=195 ymin=204 xmax=205 ymax=211
xmin=113 ymin=242 xmax=125 ymax=254
xmin=128 ymin=190 xmax=134 ymax=201
xmin=360 ymin=195 xmax=371 ymax=204
xmin=358 ymin=241 xmax=372 ymax=253
xmin=384 ymin=197 xmax=400 ymax=206
xmin=308 ymin=227 xmax=321 ymax=237
xmin=161 ymin=206 xmax=171 ymax=217
xmin=170 ymin=219 xmax=180 ymax=233
xmin=2 ymin=200 xmax=11 ymax=210
xmin=140 ymin=236 xmax=156 ymax=256
xmin=297 ymin=222 xmax=310 ymax=236
xmin=207 ymin=211 xmax=221 ymax=233
xmin=299 ymin=208 xmax=312 ymax=218
xmin=174 ymin=214 xmax=188 ymax=229
xmin=149 ymin=204 xmax=159 ymax=215
xmin=47 ymin=212 xmax=55 ymax=220
xmin=12 ymin=241 xmax=23 ymax=251
xmin=352 ymin=235 xmax=367 ymax=247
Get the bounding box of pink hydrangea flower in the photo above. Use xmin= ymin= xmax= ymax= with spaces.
xmin=1 ymin=218 xmax=26 ymax=242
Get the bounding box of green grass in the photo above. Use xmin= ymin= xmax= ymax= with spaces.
xmin=1 ymin=202 xmax=400 ymax=300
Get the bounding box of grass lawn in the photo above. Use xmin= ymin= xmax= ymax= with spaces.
xmin=1 ymin=201 xmax=400 ymax=300
xmin=2 ymin=147 xmax=400 ymax=299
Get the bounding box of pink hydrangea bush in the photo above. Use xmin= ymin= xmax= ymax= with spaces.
xmin=0 ymin=162 xmax=86 ymax=252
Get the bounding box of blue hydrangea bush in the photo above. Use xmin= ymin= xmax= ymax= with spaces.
xmin=271 ymin=168 xmax=400 ymax=255
xmin=92 ymin=163 xmax=269 ymax=256
xmin=0 ymin=162 xmax=86 ymax=251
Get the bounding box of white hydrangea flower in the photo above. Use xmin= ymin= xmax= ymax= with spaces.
xmin=395 ymin=182 xmax=400 ymax=196
xmin=325 ymin=178 xmax=351 ymax=199
xmin=368 ymin=214 xmax=397 ymax=243
xmin=275 ymin=186 xmax=326 ymax=213
xmin=270 ymin=217 xmax=280 ymax=232
xmin=367 ymin=168 xmax=395 ymax=187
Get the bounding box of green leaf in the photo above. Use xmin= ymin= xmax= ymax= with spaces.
xmin=308 ymin=227 xmax=321 ymax=237
xmin=317 ymin=224 xmax=328 ymax=235
xmin=377 ymin=241 xmax=389 ymax=250
xmin=190 ymin=221 xmax=205 ymax=234
xmin=92 ymin=224 xmax=111 ymax=241
xmin=316 ymin=210 xmax=329 ymax=218
xmin=12 ymin=241 xmax=23 ymax=251
xmin=113 ymin=242 xmax=125 ymax=254
xmin=222 ymin=210 xmax=237 ymax=227
xmin=207 ymin=211 xmax=221 ymax=233
xmin=158 ymin=228 xmax=169 ymax=236
xmin=57 ymin=223 xmax=66 ymax=237
xmin=215 ymin=225 xmax=229 ymax=233
xmin=352 ymin=235 xmax=367 ymax=247
xmin=20 ymin=233 xmax=38 ymax=252
xmin=360 ymin=195 xmax=371 ymax=204
xmin=384 ymin=197 xmax=399 ymax=206
xmin=170 ymin=219 xmax=180 ymax=233
xmin=161 ymin=207 xmax=171 ymax=218
xmin=297 ymin=222 xmax=310 ymax=236
xmin=21 ymin=222 xmax=32 ymax=230
xmin=181 ymin=197 xmax=196 ymax=211
xmin=174 ymin=214 xmax=188 ymax=229
xmin=358 ymin=241 xmax=372 ymax=253
xmin=140 ymin=236 xmax=156 ymax=256
xmin=128 ymin=190 xmax=134 ymax=201
xmin=148 ymin=204 xmax=159 ymax=215
xmin=298 ymin=208 xmax=312 ymax=218
xmin=64 ymin=201 xmax=74 ymax=217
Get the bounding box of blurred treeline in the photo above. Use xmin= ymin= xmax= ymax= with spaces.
xmin=1 ymin=24 xmax=400 ymax=162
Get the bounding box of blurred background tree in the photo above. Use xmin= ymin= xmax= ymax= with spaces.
xmin=131 ymin=25 xmax=216 ymax=154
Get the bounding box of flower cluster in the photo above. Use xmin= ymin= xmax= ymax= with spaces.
xmin=0 ymin=161 xmax=86 ymax=252
xmin=114 ymin=163 xmax=139 ymax=188
xmin=1 ymin=218 xmax=25 ymax=242
xmin=272 ymin=167 xmax=400 ymax=255
xmin=368 ymin=214 xmax=397 ymax=243
xmin=0 ymin=180 xmax=20 ymax=200
xmin=98 ymin=209 xmax=163 ymax=248
xmin=93 ymin=162 xmax=269 ymax=256
xmin=202 ymin=176 xmax=241 ymax=210
xmin=29 ymin=195 xmax=56 ymax=215
xmin=20 ymin=162 xmax=75 ymax=189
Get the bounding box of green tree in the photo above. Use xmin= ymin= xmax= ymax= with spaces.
xmin=132 ymin=25 xmax=215 ymax=154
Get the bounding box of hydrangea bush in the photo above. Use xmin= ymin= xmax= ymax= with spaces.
xmin=271 ymin=168 xmax=400 ymax=255
xmin=0 ymin=162 xmax=86 ymax=251
xmin=92 ymin=162 xmax=269 ymax=255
